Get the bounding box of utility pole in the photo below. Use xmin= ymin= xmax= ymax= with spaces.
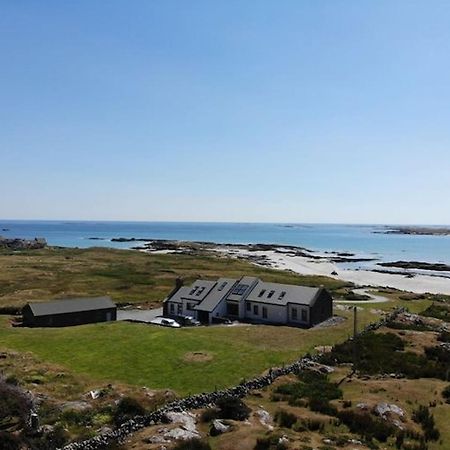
xmin=352 ymin=306 xmax=358 ymax=374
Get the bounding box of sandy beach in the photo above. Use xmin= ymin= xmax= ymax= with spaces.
xmin=213 ymin=247 xmax=450 ymax=295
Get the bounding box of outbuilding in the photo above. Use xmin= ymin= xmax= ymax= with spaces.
xmin=22 ymin=296 xmax=117 ymax=327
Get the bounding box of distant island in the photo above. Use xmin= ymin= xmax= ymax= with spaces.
xmin=375 ymin=226 xmax=450 ymax=236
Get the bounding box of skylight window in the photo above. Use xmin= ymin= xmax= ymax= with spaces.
xmin=189 ymin=286 xmax=198 ymax=295
xmin=232 ymin=284 xmax=249 ymax=295
xmin=267 ymin=290 xmax=275 ymax=299
xmin=258 ymin=289 xmax=266 ymax=297
xmin=218 ymin=282 xmax=227 ymax=291
xmin=278 ymin=291 xmax=286 ymax=300
xmin=196 ymin=287 xmax=205 ymax=296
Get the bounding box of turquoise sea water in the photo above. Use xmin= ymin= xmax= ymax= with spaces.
xmin=1 ymin=221 xmax=450 ymax=267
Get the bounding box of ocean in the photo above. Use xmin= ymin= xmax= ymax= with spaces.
xmin=1 ymin=220 xmax=450 ymax=268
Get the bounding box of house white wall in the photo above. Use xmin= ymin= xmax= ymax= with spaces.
xmin=243 ymin=301 xmax=287 ymax=324
xmin=209 ymin=297 xmax=229 ymax=323
xmin=287 ymin=304 xmax=309 ymax=325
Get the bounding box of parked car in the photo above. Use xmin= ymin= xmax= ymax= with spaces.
xmin=174 ymin=315 xmax=201 ymax=326
xmin=150 ymin=317 xmax=181 ymax=328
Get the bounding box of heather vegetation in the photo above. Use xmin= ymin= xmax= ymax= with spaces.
xmin=320 ymin=331 xmax=450 ymax=380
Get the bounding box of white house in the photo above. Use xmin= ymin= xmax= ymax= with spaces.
xmin=163 ymin=276 xmax=332 ymax=327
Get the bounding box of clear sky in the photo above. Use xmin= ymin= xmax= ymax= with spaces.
xmin=1 ymin=1 xmax=450 ymax=224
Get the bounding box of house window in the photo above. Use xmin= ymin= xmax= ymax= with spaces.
xmin=253 ymin=305 xmax=259 ymax=315
xmin=278 ymin=291 xmax=286 ymax=300
xmin=291 ymin=307 xmax=297 ymax=320
xmin=301 ymin=309 xmax=307 ymax=322
xmin=246 ymin=302 xmax=251 ymax=311
xmin=170 ymin=303 xmax=175 ymax=313
xmin=262 ymin=307 xmax=268 ymax=319
xmin=232 ymin=284 xmax=249 ymax=295
xmin=258 ymin=289 xmax=266 ymax=297
xmin=227 ymin=302 xmax=239 ymax=316
xmin=267 ymin=290 xmax=275 ymax=299
xmin=177 ymin=304 xmax=182 ymax=315
xmin=187 ymin=303 xmax=194 ymax=311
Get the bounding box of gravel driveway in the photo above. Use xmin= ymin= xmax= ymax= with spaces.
xmin=117 ymin=307 xmax=163 ymax=323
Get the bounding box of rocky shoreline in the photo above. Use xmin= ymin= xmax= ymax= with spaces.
xmin=375 ymin=226 xmax=450 ymax=236
xmin=378 ymin=261 xmax=450 ymax=272
xmin=0 ymin=236 xmax=47 ymax=250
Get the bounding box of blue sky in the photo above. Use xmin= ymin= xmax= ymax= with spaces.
xmin=1 ymin=1 xmax=450 ymax=223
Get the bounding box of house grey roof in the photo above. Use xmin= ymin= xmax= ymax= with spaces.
xmin=246 ymin=282 xmax=321 ymax=306
xmin=194 ymin=278 xmax=237 ymax=312
xmin=226 ymin=276 xmax=259 ymax=301
xmin=166 ymin=286 xmax=192 ymax=304
xmin=26 ymin=297 xmax=116 ymax=317
xmin=167 ymin=280 xmax=217 ymax=304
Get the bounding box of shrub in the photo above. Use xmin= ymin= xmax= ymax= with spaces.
xmin=0 ymin=432 xmax=21 ymax=450
xmin=442 ymin=385 xmax=450 ymax=403
xmin=215 ymin=396 xmax=250 ymax=421
xmin=412 ymin=406 xmax=440 ymax=442
xmin=173 ymin=438 xmax=211 ymax=450
xmin=200 ymin=408 xmax=218 ymax=423
xmin=320 ymin=331 xmax=449 ymax=380
xmin=421 ymin=303 xmax=450 ymax=321
xmin=308 ymin=398 xmax=338 ymax=416
xmin=0 ymin=381 xmax=33 ymax=428
xmin=274 ymin=409 xmax=297 ymax=428
xmin=337 ymin=410 xmax=396 ymax=442
xmin=437 ymin=330 xmax=450 ymax=343
xmin=254 ymin=434 xmax=288 ymax=450
xmin=274 ymin=370 xmax=341 ymax=415
xmin=113 ymin=397 xmax=146 ymax=426
xmin=25 ymin=424 xmax=69 ymax=450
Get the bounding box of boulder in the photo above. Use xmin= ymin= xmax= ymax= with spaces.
xmin=210 ymin=419 xmax=230 ymax=436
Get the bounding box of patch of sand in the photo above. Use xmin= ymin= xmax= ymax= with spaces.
xmin=183 ymin=351 xmax=214 ymax=363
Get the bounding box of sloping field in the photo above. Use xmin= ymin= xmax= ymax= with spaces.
xmin=0 ymin=307 xmax=377 ymax=396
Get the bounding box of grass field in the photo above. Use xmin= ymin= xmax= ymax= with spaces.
xmin=0 ymin=306 xmax=381 ymax=396
xmin=0 ymin=247 xmax=437 ymax=396
xmin=0 ymin=246 xmax=350 ymax=310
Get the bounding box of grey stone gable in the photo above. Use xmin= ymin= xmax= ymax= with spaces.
xmin=27 ymin=297 xmax=116 ymax=317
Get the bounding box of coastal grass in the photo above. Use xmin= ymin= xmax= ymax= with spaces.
xmin=0 ymin=247 xmax=350 ymax=310
xmin=0 ymin=307 xmax=377 ymax=396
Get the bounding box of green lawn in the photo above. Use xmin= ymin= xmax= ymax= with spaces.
xmin=0 ymin=307 xmax=379 ymax=396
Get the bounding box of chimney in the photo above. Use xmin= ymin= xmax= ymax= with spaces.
xmin=175 ymin=277 xmax=184 ymax=290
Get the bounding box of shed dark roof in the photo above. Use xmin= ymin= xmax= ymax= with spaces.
xmin=26 ymin=297 xmax=116 ymax=317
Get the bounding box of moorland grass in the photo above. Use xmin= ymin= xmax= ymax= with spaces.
xmin=0 ymin=247 xmax=350 ymax=309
